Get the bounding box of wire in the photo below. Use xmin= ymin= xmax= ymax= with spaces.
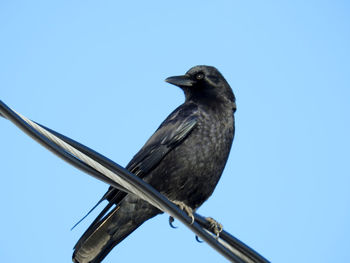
xmin=0 ymin=100 xmax=269 ymax=263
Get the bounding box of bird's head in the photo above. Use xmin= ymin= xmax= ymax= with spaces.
xmin=165 ymin=65 xmax=236 ymax=109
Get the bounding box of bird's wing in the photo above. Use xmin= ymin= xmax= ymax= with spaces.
xmin=74 ymin=103 xmax=199 ymax=251
xmin=126 ymin=102 xmax=198 ymax=177
xmin=100 ymin=102 xmax=198 ymax=220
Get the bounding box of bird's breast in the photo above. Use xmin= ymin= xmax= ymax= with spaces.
xmin=146 ymin=106 xmax=234 ymax=208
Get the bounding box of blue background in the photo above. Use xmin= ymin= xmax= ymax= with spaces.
xmin=1 ymin=1 xmax=349 ymax=262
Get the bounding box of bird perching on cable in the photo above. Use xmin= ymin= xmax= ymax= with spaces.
xmin=73 ymin=65 xmax=236 ymax=263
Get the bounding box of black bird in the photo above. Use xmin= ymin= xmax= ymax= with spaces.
xmin=73 ymin=65 xmax=236 ymax=263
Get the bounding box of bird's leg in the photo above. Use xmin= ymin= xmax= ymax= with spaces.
xmin=168 ymin=200 xmax=195 ymax=225
xmin=206 ymin=217 xmax=223 ymax=239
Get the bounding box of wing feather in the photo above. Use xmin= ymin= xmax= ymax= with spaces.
xmin=74 ymin=103 xmax=198 ymax=249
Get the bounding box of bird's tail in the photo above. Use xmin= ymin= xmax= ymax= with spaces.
xmin=73 ymin=196 xmax=160 ymax=263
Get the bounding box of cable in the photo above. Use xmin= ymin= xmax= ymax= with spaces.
xmin=0 ymin=100 xmax=269 ymax=263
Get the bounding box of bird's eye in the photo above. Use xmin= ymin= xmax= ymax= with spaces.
xmin=195 ymin=73 xmax=204 ymax=80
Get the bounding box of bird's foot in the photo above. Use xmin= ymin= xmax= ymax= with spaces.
xmin=173 ymin=200 xmax=195 ymax=223
xmin=169 ymin=200 xmax=195 ymax=224
xmin=206 ymin=217 xmax=223 ymax=239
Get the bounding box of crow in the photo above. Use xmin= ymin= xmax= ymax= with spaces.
xmin=73 ymin=65 xmax=236 ymax=263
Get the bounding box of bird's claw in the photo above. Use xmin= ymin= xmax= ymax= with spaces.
xmin=171 ymin=200 xmax=195 ymax=224
xmin=168 ymin=216 xmax=177 ymax=228
xmin=206 ymin=217 xmax=223 ymax=239
xmin=195 ymin=235 xmax=204 ymax=243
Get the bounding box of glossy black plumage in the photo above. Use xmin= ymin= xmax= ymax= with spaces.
xmin=73 ymin=65 xmax=236 ymax=263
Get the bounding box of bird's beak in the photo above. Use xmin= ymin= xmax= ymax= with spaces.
xmin=165 ymin=75 xmax=195 ymax=87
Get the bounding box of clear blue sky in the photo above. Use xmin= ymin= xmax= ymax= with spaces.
xmin=1 ymin=1 xmax=349 ymax=262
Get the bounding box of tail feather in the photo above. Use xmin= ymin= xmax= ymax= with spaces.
xmin=74 ymin=191 xmax=127 ymax=246
xmin=71 ymin=197 xmax=106 ymax=231
xmin=73 ymin=195 xmax=160 ymax=263
xmin=72 ymin=188 xmax=125 ymax=231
